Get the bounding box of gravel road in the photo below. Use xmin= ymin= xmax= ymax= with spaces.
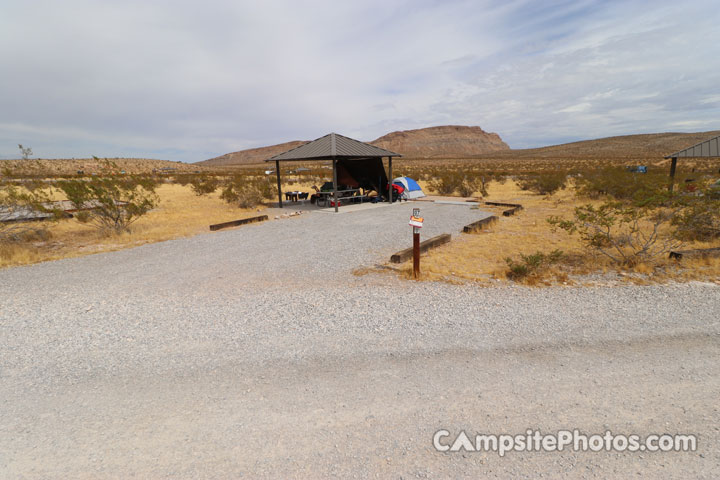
xmin=1 ymin=202 xmax=719 ymax=478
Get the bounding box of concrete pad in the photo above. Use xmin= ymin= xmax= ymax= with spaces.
xmin=434 ymin=200 xmax=480 ymax=206
xmin=314 ymin=201 xmax=402 ymax=214
xmin=417 ymin=195 xmax=479 ymax=203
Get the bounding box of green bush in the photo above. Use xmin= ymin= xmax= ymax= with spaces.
xmin=57 ymin=176 xmax=159 ymax=235
xmin=548 ymin=200 xmax=680 ymax=265
xmin=505 ymin=249 xmax=563 ymax=281
xmin=427 ymin=170 xmax=489 ymax=197
xmin=189 ymin=175 xmax=221 ymax=196
xmin=220 ymin=175 xmax=277 ymax=208
xmin=576 ymin=167 xmax=666 ymax=201
xmin=427 ymin=170 xmax=460 ymax=195
xmin=518 ymin=171 xmax=567 ymax=195
xmin=671 ymin=191 xmax=720 ymax=241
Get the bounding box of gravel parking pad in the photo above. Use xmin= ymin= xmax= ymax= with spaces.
xmin=1 ymin=202 xmax=719 ymax=478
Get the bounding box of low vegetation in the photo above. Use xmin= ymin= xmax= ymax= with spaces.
xmin=57 ymin=176 xmax=159 ymax=234
xmin=426 ymin=169 xmax=493 ymax=197
xmin=505 ymin=249 xmax=564 ymax=282
xmin=0 ymin=184 xmax=54 ymax=243
xmin=219 ymin=175 xmax=277 ymax=208
xmin=185 ymin=173 xmax=279 ymax=209
xmin=0 ymin=183 xmax=261 ymax=268
xmin=547 ymin=177 xmax=720 ymax=267
xmin=671 ymin=190 xmax=720 ymax=241
xmin=189 ymin=175 xmax=221 ymax=196
xmin=575 ymin=167 xmax=668 ymax=200
xmin=518 ymin=171 xmax=567 ymax=195
xmin=3 ymin=153 xmax=720 ymax=284
xmin=394 ymin=171 xmax=720 ymax=284
xmin=548 ymin=201 xmax=680 ymax=266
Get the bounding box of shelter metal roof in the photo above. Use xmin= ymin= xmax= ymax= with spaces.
xmin=266 ymin=133 xmax=400 ymax=162
xmin=665 ymin=134 xmax=720 ymax=158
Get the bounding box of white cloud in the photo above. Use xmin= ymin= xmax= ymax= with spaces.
xmin=0 ymin=0 xmax=718 ymax=160
xmin=558 ymin=103 xmax=592 ymax=113
xmin=701 ymin=95 xmax=720 ymax=105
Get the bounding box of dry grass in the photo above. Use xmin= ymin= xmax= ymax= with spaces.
xmin=395 ymin=180 xmax=587 ymax=283
xmin=394 ymin=180 xmax=720 ymax=285
xmin=0 ymin=184 xmax=261 ymax=268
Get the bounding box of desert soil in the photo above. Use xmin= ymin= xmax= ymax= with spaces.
xmin=1 ymin=202 xmax=718 ymax=478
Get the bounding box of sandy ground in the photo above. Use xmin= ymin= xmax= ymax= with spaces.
xmin=1 ymin=202 xmax=718 ymax=478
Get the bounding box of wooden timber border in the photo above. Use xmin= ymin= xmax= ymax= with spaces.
xmin=209 ymin=215 xmax=268 ymax=231
xmin=484 ymin=201 xmax=523 ymax=217
xmin=390 ymin=234 xmax=451 ymax=263
xmin=463 ymin=215 xmax=499 ymax=233
xmin=669 ymin=247 xmax=720 ymax=260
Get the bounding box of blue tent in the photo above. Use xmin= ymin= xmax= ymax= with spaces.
xmin=393 ymin=176 xmax=425 ymax=199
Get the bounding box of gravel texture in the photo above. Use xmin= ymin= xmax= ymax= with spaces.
xmin=1 ymin=202 xmax=719 ymax=478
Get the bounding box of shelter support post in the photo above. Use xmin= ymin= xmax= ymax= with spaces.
xmin=668 ymin=157 xmax=677 ymax=192
xmin=332 ymin=157 xmax=339 ymax=213
xmin=388 ymin=157 xmax=393 ymax=203
xmin=275 ymin=160 xmax=283 ymax=208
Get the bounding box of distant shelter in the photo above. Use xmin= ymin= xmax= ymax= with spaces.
xmin=266 ymin=133 xmax=401 ymax=212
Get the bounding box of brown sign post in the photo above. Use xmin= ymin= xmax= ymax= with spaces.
xmin=409 ymin=208 xmax=423 ymax=279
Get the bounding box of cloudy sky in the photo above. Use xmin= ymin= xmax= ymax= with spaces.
xmin=1 ymin=0 xmax=719 ymax=162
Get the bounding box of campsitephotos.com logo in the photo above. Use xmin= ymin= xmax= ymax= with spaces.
xmin=433 ymin=429 xmax=697 ymax=457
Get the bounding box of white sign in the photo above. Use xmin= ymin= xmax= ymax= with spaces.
xmin=409 ymin=215 xmax=424 ymax=228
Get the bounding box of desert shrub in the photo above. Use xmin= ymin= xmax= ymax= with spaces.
xmin=173 ymin=174 xmax=194 ymax=186
xmin=220 ymin=175 xmax=277 ymax=208
xmin=428 ymin=170 xmax=487 ymax=197
xmin=427 ymin=170 xmax=460 ymax=195
xmin=505 ymin=249 xmax=563 ymax=281
xmin=671 ymin=192 xmax=720 ymax=241
xmin=518 ymin=171 xmax=567 ymax=195
xmin=463 ymin=172 xmax=495 ymax=197
xmin=548 ymin=199 xmax=681 ymax=266
xmin=0 ymin=184 xmax=56 ymax=243
xmin=189 ymin=175 xmax=220 ymax=196
xmin=576 ymin=167 xmax=666 ymax=201
xmin=416 ymin=171 xmax=432 ymax=182
xmin=457 ymin=175 xmax=484 ymax=197
xmin=57 ymin=176 xmax=159 ymax=235
xmin=493 ymin=175 xmax=508 ymax=185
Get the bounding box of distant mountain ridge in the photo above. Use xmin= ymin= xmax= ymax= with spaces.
xmin=200 ymin=140 xmax=307 ymax=167
xmin=480 ymin=131 xmax=720 ymax=160
xmin=197 ymin=125 xmax=509 ymax=166
xmin=197 ymin=127 xmax=720 ymax=167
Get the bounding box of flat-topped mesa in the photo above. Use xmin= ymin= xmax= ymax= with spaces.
xmin=369 ymin=125 xmax=510 ymax=158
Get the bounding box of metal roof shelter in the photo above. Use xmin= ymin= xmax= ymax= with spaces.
xmin=664 ymin=134 xmax=720 ymax=191
xmin=266 ymin=133 xmax=401 ymax=212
